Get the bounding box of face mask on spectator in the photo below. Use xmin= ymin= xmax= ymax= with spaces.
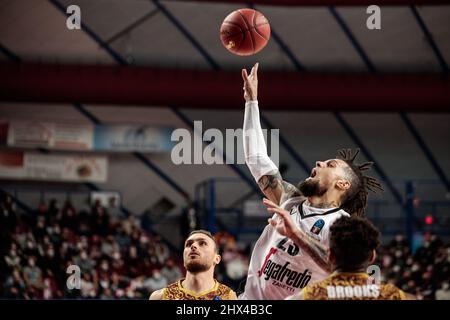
xmin=100 ymin=280 xmax=109 ymax=289
xmin=140 ymin=235 xmax=149 ymax=244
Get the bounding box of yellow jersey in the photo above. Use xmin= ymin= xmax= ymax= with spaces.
xmin=303 ymin=272 xmax=406 ymax=300
xmin=161 ymin=279 xmax=234 ymax=300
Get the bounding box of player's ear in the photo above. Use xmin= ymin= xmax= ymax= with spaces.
xmin=369 ymin=250 xmax=377 ymax=264
xmin=336 ymin=179 xmax=351 ymax=191
xmin=214 ymin=254 xmax=221 ymax=265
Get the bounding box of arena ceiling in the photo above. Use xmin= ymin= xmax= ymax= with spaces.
xmin=0 ymin=0 xmax=449 ymax=73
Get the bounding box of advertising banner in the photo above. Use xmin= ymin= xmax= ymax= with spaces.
xmin=0 ymin=151 xmax=108 ymax=183
xmin=7 ymin=120 xmax=93 ymax=150
xmin=94 ymin=125 xmax=174 ymax=152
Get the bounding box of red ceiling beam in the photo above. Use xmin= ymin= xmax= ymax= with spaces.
xmin=0 ymin=62 xmax=449 ymax=111
xmin=179 ymin=0 xmax=450 ymax=6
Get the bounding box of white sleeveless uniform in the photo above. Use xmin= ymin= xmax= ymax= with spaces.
xmin=240 ymin=197 xmax=350 ymax=300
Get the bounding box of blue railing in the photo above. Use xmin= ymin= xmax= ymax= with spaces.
xmin=195 ymin=178 xmax=450 ymax=244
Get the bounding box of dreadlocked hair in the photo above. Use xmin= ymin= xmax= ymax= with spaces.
xmin=336 ymin=148 xmax=383 ymax=218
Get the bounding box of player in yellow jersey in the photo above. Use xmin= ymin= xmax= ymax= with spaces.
xmin=285 ymin=216 xmax=415 ymax=300
xmin=149 ymin=230 xmax=237 ymax=300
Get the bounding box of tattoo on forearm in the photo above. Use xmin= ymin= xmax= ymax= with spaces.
xmin=258 ymin=173 xmax=281 ymax=191
xmin=297 ymin=233 xmax=331 ymax=272
xmin=258 ymin=172 xmax=302 ymax=205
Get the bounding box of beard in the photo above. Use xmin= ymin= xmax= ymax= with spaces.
xmin=297 ymin=179 xmax=327 ymax=197
xmin=185 ymin=259 xmax=210 ymax=274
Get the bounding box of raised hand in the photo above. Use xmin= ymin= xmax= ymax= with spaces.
xmin=263 ymin=197 xmax=300 ymax=239
xmin=241 ymin=62 xmax=259 ymax=102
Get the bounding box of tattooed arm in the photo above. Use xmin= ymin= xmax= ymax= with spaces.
xmin=242 ymin=63 xmax=302 ymax=206
xmin=258 ymin=171 xmax=302 ymax=206
xmin=263 ymin=198 xmax=332 ymax=273
xmin=289 ymin=227 xmax=331 ymax=273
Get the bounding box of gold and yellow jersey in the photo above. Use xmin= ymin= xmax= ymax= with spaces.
xmin=161 ymin=279 xmax=234 ymax=300
xmin=303 ymin=272 xmax=406 ymax=300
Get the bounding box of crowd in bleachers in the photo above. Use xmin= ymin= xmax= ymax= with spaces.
xmin=0 ymin=195 xmax=183 ymax=299
xmin=0 ymin=194 xmax=449 ymax=299
xmin=377 ymin=233 xmax=450 ymax=300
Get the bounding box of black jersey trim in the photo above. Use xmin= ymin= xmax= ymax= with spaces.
xmin=296 ymin=200 xmax=342 ymax=219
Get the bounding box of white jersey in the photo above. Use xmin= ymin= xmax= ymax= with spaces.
xmin=240 ymin=197 xmax=350 ymax=300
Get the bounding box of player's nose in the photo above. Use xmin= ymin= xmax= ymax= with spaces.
xmin=316 ymin=161 xmax=325 ymax=168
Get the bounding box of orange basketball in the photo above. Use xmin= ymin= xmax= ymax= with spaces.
xmin=220 ymin=8 xmax=270 ymax=56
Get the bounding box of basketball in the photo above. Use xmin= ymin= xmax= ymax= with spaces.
xmin=220 ymin=8 xmax=270 ymax=56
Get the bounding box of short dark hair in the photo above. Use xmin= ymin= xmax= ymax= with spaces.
xmin=329 ymin=216 xmax=381 ymax=271
xmin=186 ymin=229 xmax=219 ymax=253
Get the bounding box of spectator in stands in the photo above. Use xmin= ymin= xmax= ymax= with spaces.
xmin=435 ymin=282 xmax=450 ymax=300
xmin=161 ymin=258 xmax=182 ymax=284
xmin=0 ymin=195 xmax=18 ymax=283
xmin=99 ymin=287 xmax=114 ymax=300
xmin=23 ymin=256 xmax=43 ymax=290
xmin=154 ymin=237 xmax=170 ymax=265
xmin=48 ymin=199 xmax=60 ymax=223
xmin=144 ymin=269 xmax=168 ymax=294
xmin=80 ymin=273 xmax=97 ymax=298
xmin=3 ymin=268 xmax=27 ymax=298
xmin=74 ymin=250 xmax=95 ymax=273
xmin=4 ymin=243 xmax=21 ymax=270
xmin=60 ymin=200 xmax=78 ymax=231
xmin=42 ymin=270 xmax=61 ymax=299
xmin=101 ymin=235 xmax=119 ymax=258
xmin=92 ymin=200 xmax=110 ymax=236
xmin=221 ymin=242 xmax=249 ymax=290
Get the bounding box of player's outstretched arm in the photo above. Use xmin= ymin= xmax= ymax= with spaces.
xmin=263 ymin=198 xmax=332 ymax=273
xmin=242 ymin=63 xmax=301 ymax=205
xmin=149 ymin=289 xmax=164 ymax=300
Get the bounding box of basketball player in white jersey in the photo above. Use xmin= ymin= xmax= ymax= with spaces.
xmin=240 ymin=63 xmax=383 ymax=300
